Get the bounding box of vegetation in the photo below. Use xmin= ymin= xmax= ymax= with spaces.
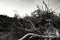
xmin=0 ymin=1 xmax=60 ymax=40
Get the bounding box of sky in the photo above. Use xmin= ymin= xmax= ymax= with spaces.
xmin=0 ymin=0 xmax=60 ymax=17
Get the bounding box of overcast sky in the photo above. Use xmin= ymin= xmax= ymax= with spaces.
xmin=0 ymin=0 xmax=60 ymax=17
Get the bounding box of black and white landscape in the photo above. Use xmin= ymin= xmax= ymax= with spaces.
xmin=0 ymin=0 xmax=60 ymax=40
